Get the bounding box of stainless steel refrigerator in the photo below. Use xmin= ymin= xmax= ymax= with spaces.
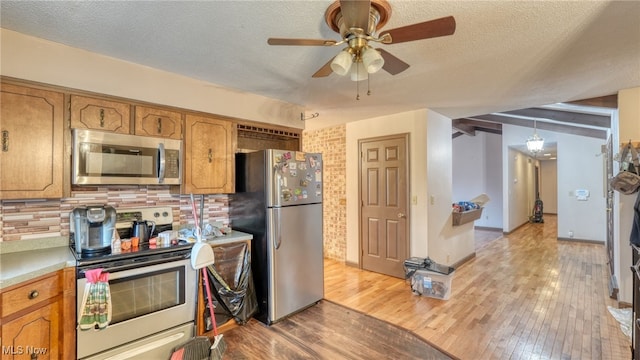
xmin=231 ymin=149 xmax=324 ymax=325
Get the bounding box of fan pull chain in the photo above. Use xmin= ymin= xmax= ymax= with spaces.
xmin=367 ymin=75 xmax=371 ymax=96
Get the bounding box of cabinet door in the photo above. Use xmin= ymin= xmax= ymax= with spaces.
xmin=1 ymin=302 xmax=60 ymax=360
xmin=184 ymin=114 xmax=235 ymax=194
xmin=134 ymin=106 xmax=182 ymax=139
xmin=70 ymin=95 xmax=130 ymax=133
xmin=0 ymin=84 xmax=64 ymax=199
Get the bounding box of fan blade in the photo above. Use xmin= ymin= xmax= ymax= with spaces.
xmin=380 ymin=16 xmax=456 ymax=44
xmin=268 ymin=38 xmax=338 ymax=46
xmin=312 ymin=57 xmax=335 ymax=78
xmin=377 ymin=49 xmax=410 ymax=75
xmin=339 ymin=0 xmax=371 ymax=31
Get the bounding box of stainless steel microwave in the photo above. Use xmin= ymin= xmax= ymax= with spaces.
xmin=72 ymin=129 xmax=182 ymax=185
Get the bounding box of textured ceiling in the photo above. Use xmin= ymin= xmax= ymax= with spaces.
xmin=1 ymin=0 xmax=639 ymax=129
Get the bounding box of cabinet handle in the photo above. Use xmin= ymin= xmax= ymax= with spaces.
xmin=31 ymin=353 xmax=38 ymax=360
xmin=99 ymin=108 xmax=105 ymax=127
xmin=208 ymin=149 xmax=212 ymax=163
xmin=157 ymin=117 xmax=162 ymax=134
xmin=1 ymin=130 xmax=8 ymax=152
xmin=28 ymin=290 xmax=39 ymax=300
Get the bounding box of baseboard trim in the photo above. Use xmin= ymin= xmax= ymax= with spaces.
xmin=345 ymin=260 xmax=359 ymax=269
xmin=503 ymin=221 xmax=529 ymax=235
xmin=452 ymin=252 xmax=476 ymax=269
xmin=557 ymin=237 xmax=605 ymax=244
xmin=475 ymin=226 xmax=502 ymax=232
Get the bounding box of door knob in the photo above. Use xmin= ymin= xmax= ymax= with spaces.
xmin=398 ymin=213 xmax=406 ymax=219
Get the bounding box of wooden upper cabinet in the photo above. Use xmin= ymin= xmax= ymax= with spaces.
xmin=134 ymin=106 xmax=183 ymax=139
xmin=70 ymin=95 xmax=130 ymax=133
xmin=183 ymin=114 xmax=235 ymax=194
xmin=0 ymin=83 xmax=64 ymax=199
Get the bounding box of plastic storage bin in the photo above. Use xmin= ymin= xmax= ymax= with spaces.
xmin=404 ymin=257 xmax=455 ymax=300
xmin=410 ymin=269 xmax=454 ymax=300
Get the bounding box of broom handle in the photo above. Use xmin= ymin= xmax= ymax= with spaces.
xmin=202 ymin=268 xmax=219 ymax=336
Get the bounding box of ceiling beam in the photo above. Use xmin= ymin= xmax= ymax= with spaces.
xmin=468 ymin=113 xmax=607 ymax=139
xmin=563 ymin=94 xmax=618 ymax=109
xmin=452 ymin=119 xmax=477 ymax=136
xmin=501 ymin=108 xmax=610 ymax=128
xmin=455 ymin=118 xmax=502 ymax=131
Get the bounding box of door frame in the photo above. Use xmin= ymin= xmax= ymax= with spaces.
xmin=357 ymin=133 xmax=411 ymax=274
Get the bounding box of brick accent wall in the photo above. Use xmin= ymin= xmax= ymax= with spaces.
xmin=0 ymin=186 xmax=229 ymax=242
xmin=303 ymin=125 xmax=347 ymax=261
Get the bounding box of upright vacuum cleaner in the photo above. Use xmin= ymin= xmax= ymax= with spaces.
xmin=531 ymin=193 xmax=544 ymax=223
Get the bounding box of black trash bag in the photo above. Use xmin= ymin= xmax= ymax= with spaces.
xmin=631 ymin=191 xmax=640 ymax=246
xmin=203 ymin=242 xmax=258 ymax=327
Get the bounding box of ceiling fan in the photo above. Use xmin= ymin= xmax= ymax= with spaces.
xmin=267 ymin=0 xmax=456 ymax=80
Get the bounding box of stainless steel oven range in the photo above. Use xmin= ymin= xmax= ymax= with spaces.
xmin=71 ymin=207 xmax=196 ymax=360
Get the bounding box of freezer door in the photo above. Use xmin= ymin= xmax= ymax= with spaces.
xmin=267 ymin=203 xmax=324 ymax=322
xmin=266 ymin=149 xmax=323 ymax=207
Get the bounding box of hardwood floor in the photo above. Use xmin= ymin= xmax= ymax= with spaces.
xmin=324 ymin=215 xmax=631 ymax=360
xmin=222 ymin=300 xmax=454 ymax=359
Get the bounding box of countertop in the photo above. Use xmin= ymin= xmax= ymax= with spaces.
xmin=203 ymin=230 xmax=253 ymax=246
xmin=0 ymin=237 xmax=75 ymax=291
xmin=0 ymin=231 xmax=253 ymax=291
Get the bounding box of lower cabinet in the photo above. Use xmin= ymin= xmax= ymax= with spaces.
xmin=0 ymin=268 xmax=75 ymax=360
xmin=1 ymin=304 xmax=60 ymax=359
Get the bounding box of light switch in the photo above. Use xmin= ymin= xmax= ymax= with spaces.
xmin=430 ymin=195 xmax=435 ymax=205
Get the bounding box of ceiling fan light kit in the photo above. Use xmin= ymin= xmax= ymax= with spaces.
xmin=350 ymin=61 xmax=368 ymax=82
xmin=361 ymin=46 xmax=384 ymax=73
xmin=267 ymin=0 xmax=456 ymax=95
xmin=330 ymin=49 xmax=353 ymax=76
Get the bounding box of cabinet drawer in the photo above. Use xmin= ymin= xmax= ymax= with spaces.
xmin=1 ymin=274 xmax=60 ymax=317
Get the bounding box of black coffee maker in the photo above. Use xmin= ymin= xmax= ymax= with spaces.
xmin=71 ymin=205 xmax=116 ymax=256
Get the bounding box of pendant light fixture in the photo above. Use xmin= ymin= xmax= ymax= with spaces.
xmin=526 ymin=119 xmax=544 ymax=154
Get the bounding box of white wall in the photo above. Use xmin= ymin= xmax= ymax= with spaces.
xmin=0 ymin=29 xmax=304 ymax=129
xmin=427 ymin=111 xmax=475 ymax=265
xmin=501 ymin=124 xmax=605 ymax=239
xmin=345 ymin=109 xmax=428 ymax=264
xmin=505 ymin=148 xmax=537 ymax=231
xmin=556 ymin=135 xmax=607 ymax=242
xmin=345 ymin=109 xmax=474 ymax=266
xmin=452 ymin=132 xmax=503 ymax=228
xmin=540 ymin=160 xmax=558 ymax=214
xmin=617 ymin=86 xmax=640 ymax=304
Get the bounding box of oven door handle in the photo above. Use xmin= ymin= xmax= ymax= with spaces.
xmin=79 ymin=255 xmax=189 ymax=278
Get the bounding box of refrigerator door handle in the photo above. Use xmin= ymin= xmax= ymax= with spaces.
xmin=274 ymin=207 xmax=282 ymax=249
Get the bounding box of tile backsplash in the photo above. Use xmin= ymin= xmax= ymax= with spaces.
xmin=0 ymin=186 xmax=229 ymax=242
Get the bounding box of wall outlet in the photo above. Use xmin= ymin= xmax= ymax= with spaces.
xmin=412 ymin=195 xmax=418 ymax=205
xmin=430 ymin=195 xmax=435 ymax=205
xmin=569 ymin=231 xmax=574 ymax=238
xmin=446 ymin=254 xmax=450 ymax=263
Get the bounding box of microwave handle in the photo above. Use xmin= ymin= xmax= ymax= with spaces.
xmin=158 ymin=143 xmax=166 ymax=183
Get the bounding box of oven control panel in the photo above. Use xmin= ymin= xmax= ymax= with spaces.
xmin=116 ymin=206 xmax=174 ymax=230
